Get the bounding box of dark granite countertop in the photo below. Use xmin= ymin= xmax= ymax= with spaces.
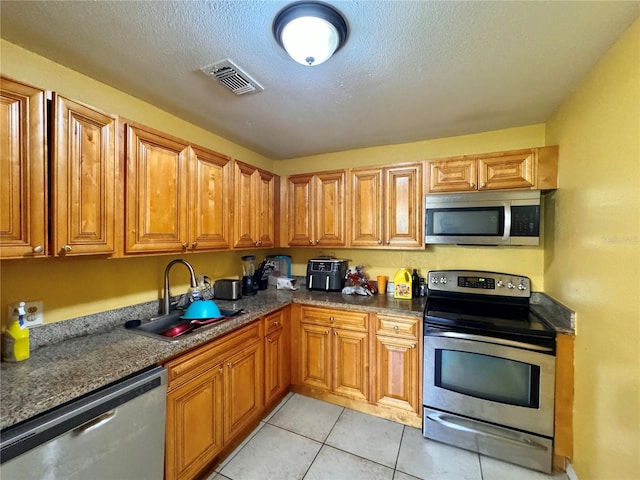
xmin=0 ymin=286 xmax=572 ymax=431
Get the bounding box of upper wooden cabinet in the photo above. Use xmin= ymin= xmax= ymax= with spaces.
xmin=232 ymin=160 xmax=278 ymax=249
xmin=51 ymin=94 xmax=118 ymax=256
xmin=287 ymin=170 xmax=347 ymax=247
xmin=0 ymin=77 xmax=48 ymax=259
xmin=125 ymin=122 xmax=232 ymax=254
xmin=350 ymin=163 xmax=423 ymax=249
xmin=427 ymin=146 xmax=558 ymax=193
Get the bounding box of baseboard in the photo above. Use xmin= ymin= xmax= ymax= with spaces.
xmin=566 ymin=461 xmax=579 ymax=480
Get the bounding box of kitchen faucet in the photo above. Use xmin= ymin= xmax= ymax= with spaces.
xmin=162 ymin=259 xmax=198 ymax=315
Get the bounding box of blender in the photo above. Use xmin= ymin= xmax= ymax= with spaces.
xmin=241 ymin=255 xmax=257 ymax=295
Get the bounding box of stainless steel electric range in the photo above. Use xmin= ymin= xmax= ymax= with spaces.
xmin=422 ymin=270 xmax=557 ymax=473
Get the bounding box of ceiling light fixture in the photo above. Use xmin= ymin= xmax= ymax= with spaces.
xmin=273 ymin=2 xmax=348 ymax=67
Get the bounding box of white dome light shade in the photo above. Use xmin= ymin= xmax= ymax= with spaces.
xmin=273 ymin=2 xmax=348 ymax=67
xmin=281 ymin=16 xmax=339 ymax=66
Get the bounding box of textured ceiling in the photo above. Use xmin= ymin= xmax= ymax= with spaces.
xmin=1 ymin=1 xmax=638 ymax=160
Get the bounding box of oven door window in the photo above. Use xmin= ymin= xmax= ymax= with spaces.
xmin=435 ymin=349 xmax=540 ymax=408
xmin=427 ymin=207 xmax=504 ymax=236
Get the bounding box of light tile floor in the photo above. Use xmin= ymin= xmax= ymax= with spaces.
xmin=207 ymin=393 xmax=569 ymax=480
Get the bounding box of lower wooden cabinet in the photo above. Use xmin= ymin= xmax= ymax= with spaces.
xmin=164 ymin=321 xmax=263 ymax=480
xmin=374 ymin=314 xmax=421 ymax=416
xmin=296 ymin=305 xmax=369 ymax=402
xmin=264 ymin=308 xmax=290 ymax=407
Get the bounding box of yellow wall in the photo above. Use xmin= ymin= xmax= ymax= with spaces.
xmin=545 ymin=18 xmax=640 ymax=480
xmin=0 ymin=39 xmax=549 ymax=325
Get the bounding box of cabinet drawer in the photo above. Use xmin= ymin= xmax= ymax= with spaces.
xmin=264 ymin=308 xmax=286 ymax=334
xmin=165 ymin=321 xmax=262 ymax=390
xmin=376 ymin=314 xmax=420 ymax=339
xmin=300 ymin=306 xmax=368 ymax=331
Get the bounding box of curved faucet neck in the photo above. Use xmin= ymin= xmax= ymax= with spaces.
xmin=163 ymin=259 xmax=198 ymax=315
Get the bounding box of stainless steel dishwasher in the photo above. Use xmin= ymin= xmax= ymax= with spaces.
xmin=0 ymin=366 xmax=167 ymax=480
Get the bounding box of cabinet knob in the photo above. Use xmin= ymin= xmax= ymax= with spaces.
xmin=267 ymin=338 xmax=273 ymax=343
xmin=329 ymin=316 xmax=334 ymax=322
xmin=333 ymin=331 xmax=337 ymax=336
xmin=219 ymin=367 xmax=224 ymax=373
xmin=182 ymin=243 xmax=188 ymax=250
xmin=324 ymin=330 xmax=330 ymax=335
xmin=191 ymin=241 xmax=198 ymax=249
xmin=470 ymin=182 xmax=476 ymax=188
xmin=255 ymin=240 xmax=262 ymax=246
xmin=411 ymin=343 xmax=416 ymax=349
xmin=377 ymin=239 xmax=382 ymax=244
xmin=33 ymin=245 xmax=43 ymax=253
xmin=393 ymin=325 xmax=399 ymax=330
xmin=480 ymin=182 xmax=486 ymax=188
xmin=385 ymin=240 xmax=390 ymax=245
xmin=227 ymin=362 xmax=232 ymax=367
xmin=63 ymin=245 xmax=72 ymax=253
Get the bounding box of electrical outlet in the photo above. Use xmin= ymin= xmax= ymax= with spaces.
xmin=7 ymin=301 xmax=44 ymax=326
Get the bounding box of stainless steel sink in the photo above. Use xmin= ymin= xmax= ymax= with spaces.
xmin=124 ymin=309 xmax=244 ymax=342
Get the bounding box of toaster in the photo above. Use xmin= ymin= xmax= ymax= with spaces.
xmin=214 ymin=279 xmax=242 ymax=300
xmin=306 ymin=258 xmax=348 ymax=292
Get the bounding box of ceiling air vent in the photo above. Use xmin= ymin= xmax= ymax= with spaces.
xmin=200 ymin=59 xmax=264 ymax=95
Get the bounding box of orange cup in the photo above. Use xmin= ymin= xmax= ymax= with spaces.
xmin=377 ymin=275 xmax=388 ymax=294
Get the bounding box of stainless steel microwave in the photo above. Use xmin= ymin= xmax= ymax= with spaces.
xmin=425 ymin=190 xmax=541 ymax=246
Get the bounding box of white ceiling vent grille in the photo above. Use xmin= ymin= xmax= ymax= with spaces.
xmin=200 ymin=59 xmax=264 ymax=95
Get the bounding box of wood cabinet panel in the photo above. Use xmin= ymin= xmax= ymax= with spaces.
xmin=375 ymin=335 xmax=420 ymax=414
xmin=165 ymin=364 xmax=224 ymax=480
xmin=299 ymin=323 xmax=332 ymax=391
xmin=264 ymin=308 xmax=290 ymax=406
xmin=0 ymin=76 xmax=47 ymax=258
xmin=125 ymin=122 xmax=190 ymax=253
xmin=427 ymin=147 xmax=558 ymax=193
xmin=52 ymin=95 xmax=117 ymax=256
xmin=299 ymin=305 xmax=368 ymax=331
xmin=333 ymin=329 xmax=369 ymax=401
xmin=351 ymin=163 xmax=423 ymax=249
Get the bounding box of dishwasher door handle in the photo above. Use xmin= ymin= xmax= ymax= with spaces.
xmin=72 ymin=411 xmax=116 ymax=436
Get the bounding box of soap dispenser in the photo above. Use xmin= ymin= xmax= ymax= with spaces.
xmin=2 ymin=302 xmax=30 ymax=362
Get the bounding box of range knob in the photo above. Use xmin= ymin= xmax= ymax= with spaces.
xmin=507 ymin=282 xmax=515 ymax=289
xmin=518 ymin=281 xmax=527 ymax=291
xmin=440 ymin=277 xmax=447 ymax=284
xmin=496 ymin=280 xmax=504 ymax=288
xmin=431 ymin=276 xmax=439 ymax=284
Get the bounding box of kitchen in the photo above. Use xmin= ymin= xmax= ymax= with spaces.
xmin=0 ymin=2 xmax=639 ymax=480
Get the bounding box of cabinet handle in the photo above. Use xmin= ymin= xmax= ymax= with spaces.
xmin=63 ymin=245 xmax=72 ymax=253
xmin=33 ymin=245 xmax=43 ymax=253
xmin=191 ymin=241 xmax=198 ymax=249
xmin=470 ymin=182 xmax=476 ymax=188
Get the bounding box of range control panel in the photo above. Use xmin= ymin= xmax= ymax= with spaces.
xmin=427 ymin=270 xmax=531 ymax=298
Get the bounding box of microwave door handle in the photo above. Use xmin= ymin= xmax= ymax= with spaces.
xmin=503 ymin=204 xmax=512 ymax=241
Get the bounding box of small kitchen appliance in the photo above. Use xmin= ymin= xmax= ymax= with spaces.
xmin=425 ymin=190 xmax=541 ymax=246
xmin=214 ymin=279 xmax=241 ymax=300
xmin=306 ymin=257 xmax=348 ymax=291
xmin=423 ymin=270 xmax=556 ymax=473
xmin=241 ymin=255 xmax=256 ymax=295
xmin=267 ymin=255 xmax=292 ymax=286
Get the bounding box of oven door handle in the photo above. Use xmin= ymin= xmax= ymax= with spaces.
xmin=425 ymin=329 xmax=554 ymax=353
xmin=425 ymin=412 xmax=549 ymax=451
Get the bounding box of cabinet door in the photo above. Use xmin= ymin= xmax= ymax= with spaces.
xmin=478 ymin=151 xmax=534 ymax=190
xmin=375 ymin=335 xmax=420 ymax=414
xmin=264 ymin=310 xmax=290 ymax=406
xmin=287 ymin=173 xmax=315 ymax=246
xmin=52 ymin=95 xmax=117 ymax=256
xmin=350 ymin=168 xmax=383 ymax=247
xmin=224 ymin=341 xmax=263 ymax=442
xmin=254 ymin=168 xmax=277 ymax=248
xmin=427 ymin=158 xmax=477 ymax=193
xmin=125 ymin=123 xmax=190 ymax=253
xmin=384 ymin=164 xmax=423 ymax=248
xmin=232 ymin=161 xmax=257 ymax=248
xmin=165 ymin=364 xmax=224 ymax=480
xmin=190 ymin=146 xmax=232 ymax=250
xmin=0 ymin=77 xmax=47 ymax=258
xmin=315 ymin=170 xmax=347 ymax=246
xmin=333 ymin=329 xmax=369 ymax=401
xmin=299 ymin=323 xmax=332 ymax=391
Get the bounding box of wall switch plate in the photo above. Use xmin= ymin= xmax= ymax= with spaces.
xmin=7 ymin=301 xmax=44 ymax=326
